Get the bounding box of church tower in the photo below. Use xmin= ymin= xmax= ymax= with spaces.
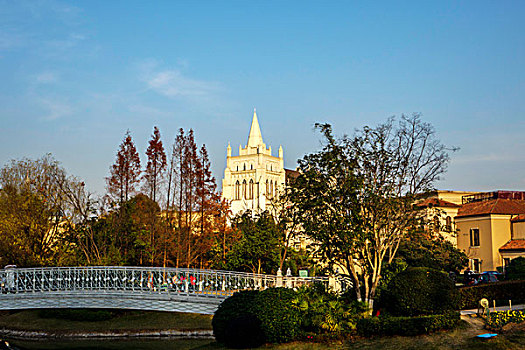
xmin=222 ymin=109 xmax=286 ymax=217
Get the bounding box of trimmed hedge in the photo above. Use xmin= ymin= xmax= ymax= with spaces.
xmin=487 ymin=310 xmax=525 ymax=330
xmin=459 ymin=280 xmax=525 ymax=309
xmin=212 ymin=288 xmax=301 ymax=347
xmin=357 ymin=312 xmax=460 ymax=337
xmin=380 ymin=267 xmax=459 ymax=316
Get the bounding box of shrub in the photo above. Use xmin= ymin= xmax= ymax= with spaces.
xmin=212 ymin=290 xmax=259 ymax=345
xmin=357 ymin=312 xmax=460 ymax=336
xmin=212 ymin=288 xmax=301 ymax=347
xmin=486 ymin=310 xmax=525 ymax=330
xmin=458 ymin=280 xmax=525 ymax=309
xmin=507 ymin=257 xmax=525 ymax=280
xmin=380 ymin=267 xmax=459 ymax=316
xmin=293 ymin=284 xmax=367 ymax=337
xmin=224 ymin=313 xmax=265 ymax=349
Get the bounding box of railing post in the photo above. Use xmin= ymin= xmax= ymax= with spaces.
xmin=276 ymin=268 xmax=283 ymax=287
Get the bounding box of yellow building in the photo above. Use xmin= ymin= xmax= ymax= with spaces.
xmin=415 ymin=190 xmax=476 ymax=245
xmin=455 ymin=191 xmax=525 ymax=272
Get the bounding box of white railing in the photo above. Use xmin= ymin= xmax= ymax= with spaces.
xmin=0 ymin=266 xmax=333 ymax=299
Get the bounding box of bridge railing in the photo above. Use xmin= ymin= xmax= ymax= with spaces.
xmin=0 ymin=267 xmax=331 ymax=299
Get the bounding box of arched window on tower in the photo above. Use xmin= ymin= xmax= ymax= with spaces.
xmin=250 ymin=163 xmax=253 ymax=170
xmin=269 ymin=180 xmax=273 ymax=198
xmin=243 ymin=163 xmax=246 ymax=171
xmin=249 ymin=179 xmax=254 ymax=199
xmin=235 ymin=180 xmax=240 ymax=200
xmin=266 ymin=179 xmax=269 ymax=197
xmin=242 ymin=180 xmax=247 ymax=199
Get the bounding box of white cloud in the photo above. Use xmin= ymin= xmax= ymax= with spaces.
xmin=35 ymin=71 xmax=59 ymax=84
xmin=39 ymin=97 xmax=73 ymax=121
xmin=146 ymin=69 xmax=219 ymax=98
xmin=138 ymin=60 xmax=219 ymax=99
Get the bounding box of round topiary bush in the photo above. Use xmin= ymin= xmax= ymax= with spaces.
xmin=254 ymin=287 xmax=302 ymax=343
xmin=212 ymin=288 xmax=301 ymax=348
xmin=212 ymin=290 xmax=259 ymax=346
xmin=380 ymin=267 xmax=459 ymax=317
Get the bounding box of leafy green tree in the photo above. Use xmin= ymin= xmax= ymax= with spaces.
xmin=291 ymin=115 xmax=454 ymax=308
xmin=226 ymin=211 xmax=281 ymax=274
xmin=396 ymin=232 xmax=468 ymax=274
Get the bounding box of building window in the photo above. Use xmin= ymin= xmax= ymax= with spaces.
xmin=235 ymin=181 xmax=240 ymax=200
xmin=445 ymin=216 xmax=452 ymax=232
xmin=249 ymin=179 xmax=254 ymax=199
xmin=470 ymin=228 xmax=480 ymax=247
xmin=243 ymin=163 xmax=246 ymax=171
xmin=242 ymin=180 xmax=247 ymax=199
xmin=472 ymin=259 xmax=481 ymax=273
xmin=266 ymin=179 xmax=269 ymax=197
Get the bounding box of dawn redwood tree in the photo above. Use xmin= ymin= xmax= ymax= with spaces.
xmin=144 ymin=126 xmax=167 ymax=204
xmin=107 ymin=130 xmax=141 ymax=204
xmin=142 ymin=126 xmax=167 ymax=265
xmin=291 ymin=114 xmax=454 ymax=309
xmin=183 ymin=129 xmax=200 ymax=267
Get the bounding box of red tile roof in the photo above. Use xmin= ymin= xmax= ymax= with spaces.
xmin=511 ymin=214 xmax=525 ymax=223
xmin=499 ymin=240 xmax=525 ymax=251
xmin=285 ymin=168 xmax=300 ymax=180
xmin=415 ymin=198 xmax=460 ymax=208
xmin=456 ymin=199 xmax=525 ymax=218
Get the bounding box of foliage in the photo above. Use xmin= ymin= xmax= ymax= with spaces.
xmin=396 ymin=232 xmax=468 ymax=274
xmin=506 ymin=257 xmax=525 ymax=281
xmin=143 ymin=126 xmax=167 ymax=204
xmin=225 ymin=211 xmax=281 ymax=274
xmin=458 ymin=280 xmax=525 ymax=309
xmin=0 ymin=154 xmax=92 ymax=267
xmin=487 ymin=310 xmax=525 ymax=330
xmin=380 ymin=267 xmax=459 ymax=317
xmin=290 ymin=115 xmax=454 ymax=307
xmin=106 ymin=130 xmax=141 ymax=204
xmin=292 ymin=284 xmax=368 ymax=337
xmin=357 ymin=311 xmax=460 ymax=336
xmin=212 ymin=290 xmax=259 ymax=345
xmin=212 ymin=288 xmax=301 ymax=347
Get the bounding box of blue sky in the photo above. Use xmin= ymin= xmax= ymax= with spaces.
xmin=1 ymin=1 xmax=525 ymax=195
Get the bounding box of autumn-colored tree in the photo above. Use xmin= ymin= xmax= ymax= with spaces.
xmin=0 ymin=155 xmax=92 ymax=267
xmin=183 ymin=129 xmax=200 ymax=267
xmin=107 ymin=130 xmax=141 ymax=204
xmin=143 ymin=126 xmax=167 ymax=204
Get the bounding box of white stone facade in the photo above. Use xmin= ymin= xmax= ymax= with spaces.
xmin=221 ymin=110 xmax=286 ymax=217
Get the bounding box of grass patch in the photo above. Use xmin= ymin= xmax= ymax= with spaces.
xmin=0 ymin=309 xmax=212 ymax=332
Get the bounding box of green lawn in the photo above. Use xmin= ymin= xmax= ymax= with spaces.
xmin=0 ymin=309 xmax=212 ymax=332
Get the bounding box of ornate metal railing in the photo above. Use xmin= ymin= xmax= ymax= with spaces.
xmin=0 ymin=266 xmax=330 ymax=298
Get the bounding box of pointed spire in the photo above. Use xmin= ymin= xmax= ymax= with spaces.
xmin=227 ymin=142 xmax=231 ymax=157
xmin=247 ymin=108 xmax=264 ymax=148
